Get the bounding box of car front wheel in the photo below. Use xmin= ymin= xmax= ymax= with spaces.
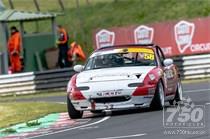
xmin=150 ymin=81 xmax=165 ymax=110
xmin=169 ymin=80 xmax=183 ymax=105
xmin=67 ymin=96 xmax=83 ymax=119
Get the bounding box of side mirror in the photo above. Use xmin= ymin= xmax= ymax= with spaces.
xmin=163 ymin=59 xmax=173 ymax=67
xmin=73 ymin=65 xmax=84 ymax=72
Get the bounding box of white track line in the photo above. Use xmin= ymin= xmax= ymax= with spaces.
xmin=28 ymin=116 xmax=110 ymax=139
xmin=80 ymin=126 xmax=98 ymax=130
xmin=184 ymin=88 xmax=210 ymax=93
xmin=96 ymin=133 xmax=146 ymax=139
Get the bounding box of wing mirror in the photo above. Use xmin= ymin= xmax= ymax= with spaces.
xmin=163 ymin=59 xmax=173 ymax=67
xmin=73 ymin=65 xmax=84 ymax=72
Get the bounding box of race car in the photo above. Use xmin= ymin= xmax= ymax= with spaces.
xmin=67 ymin=44 xmax=183 ymax=119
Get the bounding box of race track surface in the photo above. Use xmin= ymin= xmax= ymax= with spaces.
xmin=10 ymin=81 xmax=210 ymax=139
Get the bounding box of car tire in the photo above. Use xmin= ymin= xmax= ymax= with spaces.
xmin=67 ymin=96 xmax=83 ymax=119
xmin=150 ymin=81 xmax=165 ymax=110
xmin=169 ymin=80 xmax=183 ymax=105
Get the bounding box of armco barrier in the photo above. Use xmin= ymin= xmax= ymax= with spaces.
xmin=174 ymin=53 xmax=210 ymax=80
xmin=0 ymin=54 xmax=210 ymax=96
xmin=0 ymin=68 xmax=75 ymax=96
xmin=0 ymin=52 xmax=3 ymax=74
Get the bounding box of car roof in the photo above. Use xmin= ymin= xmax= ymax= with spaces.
xmin=95 ymin=44 xmax=157 ymax=52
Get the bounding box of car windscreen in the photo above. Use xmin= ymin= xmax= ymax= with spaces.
xmin=84 ymin=48 xmax=156 ymax=70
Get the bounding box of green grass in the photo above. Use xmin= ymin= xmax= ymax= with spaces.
xmin=0 ymin=91 xmax=66 ymax=102
xmin=0 ymin=102 xmax=67 ymax=128
xmin=3 ymin=0 xmax=210 ymax=56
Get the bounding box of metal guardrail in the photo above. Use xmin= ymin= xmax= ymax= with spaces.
xmin=0 ymin=53 xmax=210 ymax=95
xmin=174 ymin=53 xmax=210 ymax=80
xmin=0 ymin=52 xmax=2 ymax=74
xmin=0 ymin=68 xmax=75 ymax=96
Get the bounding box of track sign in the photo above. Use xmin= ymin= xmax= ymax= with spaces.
xmin=134 ymin=25 xmax=154 ymax=44
xmin=96 ymin=29 xmax=115 ymax=48
xmin=174 ymin=20 xmax=195 ymax=54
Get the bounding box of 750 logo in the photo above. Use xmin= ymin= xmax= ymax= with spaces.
xmin=163 ymin=97 xmax=205 ymax=128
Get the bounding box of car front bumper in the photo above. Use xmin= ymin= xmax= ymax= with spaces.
xmin=71 ymin=95 xmax=154 ymax=111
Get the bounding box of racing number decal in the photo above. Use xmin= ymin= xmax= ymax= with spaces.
xmin=165 ymin=69 xmax=174 ymax=79
xmin=144 ymin=53 xmax=154 ymax=60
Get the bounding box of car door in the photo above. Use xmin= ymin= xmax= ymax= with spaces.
xmin=156 ymin=47 xmax=177 ymax=96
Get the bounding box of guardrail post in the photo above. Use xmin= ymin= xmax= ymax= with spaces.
xmin=58 ymin=0 xmax=65 ymax=11
xmin=0 ymin=22 xmax=9 ymax=74
xmin=8 ymin=0 xmax=14 ymax=9
xmin=0 ymin=52 xmax=2 ymax=74
xmin=33 ymin=0 xmax=40 ymax=11
xmin=0 ymin=51 xmax=8 ymax=75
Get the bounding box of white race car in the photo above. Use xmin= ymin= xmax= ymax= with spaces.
xmin=67 ymin=44 xmax=183 ymax=119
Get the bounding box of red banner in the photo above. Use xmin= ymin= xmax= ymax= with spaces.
xmin=94 ymin=17 xmax=210 ymax=57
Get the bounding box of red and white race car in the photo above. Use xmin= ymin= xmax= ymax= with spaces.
xmin=67 ymin=44 xmax=183 ymax=119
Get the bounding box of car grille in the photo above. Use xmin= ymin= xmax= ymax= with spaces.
xmin=91 ymin=96 xmax=131 ymax=103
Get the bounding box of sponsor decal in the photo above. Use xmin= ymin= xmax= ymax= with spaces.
xmin=161 ymin=47 xmax=172 ymax=56
xmin=97 ymin=89 xmax=122 ymax=97
xmin=190 ymin=43 xmax=210 ymax=52
xmin=174 ymin=20 xmax=195 ymax=53
xmin=94 ymin=17 xmax=210 ymax=56
xmin=116 ymin=48 xmax=154 ymax=54
xmin=134 ymin=25 xmax=154 ymax=44
xmin=96 ymin=29 xmax=115 ymax=48
xmin=164 ymin=69 xmax=174 ymax=79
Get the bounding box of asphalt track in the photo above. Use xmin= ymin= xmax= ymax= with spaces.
xmin=20 ymin=81 xmax=210 ymax=139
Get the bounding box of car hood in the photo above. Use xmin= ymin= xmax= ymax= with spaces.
xmin=76 ymin=66 xmax=155 ymax=84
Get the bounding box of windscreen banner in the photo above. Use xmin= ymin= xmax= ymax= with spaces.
xmin=94 ymin=17 xmax=210 ymax=57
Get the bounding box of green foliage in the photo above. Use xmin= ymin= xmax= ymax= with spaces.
xmin=26 ymin=120 xmax=41 ymax=127
xmin=1 ymin=128 xmax=17 ymax=134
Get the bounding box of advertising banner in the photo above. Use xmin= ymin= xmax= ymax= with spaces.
xmin=94 ymin=17 xmax=210 ymax=57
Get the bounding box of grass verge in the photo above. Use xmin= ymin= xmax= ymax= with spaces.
xmin=0 ymin=102 xmax=67 ymax=128
xmin=0 ymin=91 xmax=66 ymax=102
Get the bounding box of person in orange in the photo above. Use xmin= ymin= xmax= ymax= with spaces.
xmin=57 ymin=25 xmax=69 ymax=68
xmin=7 ymin=26 xmax=22 ymax=73
xmin=68 ymin=41 xmax=86 ymax=65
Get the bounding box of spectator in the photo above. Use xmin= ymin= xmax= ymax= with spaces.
xmin=7 ymin=26 xmax=22 ymax=73
xmin=68 ymin=41 xmax=86 ymax=65
xmin=57 ymin=25 xmax=69 ymax=68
